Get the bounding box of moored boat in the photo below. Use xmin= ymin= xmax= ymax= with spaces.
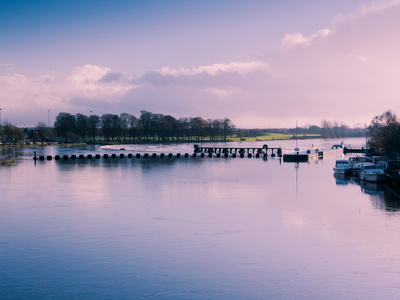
xmin=359 ymin=163 xmax=385 ymax=182
xmin=333 ymin=160 xmax=351 ymax=176
xmin=385 ymin=160 xmax=400 ymax=183
xmin=371 ymin=156 xmax=389 ymax=169
xmin=348 ymin=156 xmax=369 ymax=175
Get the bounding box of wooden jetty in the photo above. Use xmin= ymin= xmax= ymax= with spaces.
xmin=193 ymin=144 xmax=282 ymax=157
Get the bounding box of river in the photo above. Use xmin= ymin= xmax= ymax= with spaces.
xmin=1 ymin=138 xmax=400 ymax=299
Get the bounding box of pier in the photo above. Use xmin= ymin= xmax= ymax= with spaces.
xmin=33 ymin=143 xmax=354 ymax=162
xmin=193 ymin=144 xmax=282 ymax=157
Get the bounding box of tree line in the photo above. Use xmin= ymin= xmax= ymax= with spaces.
xmin=236 ymin=120 xmax=367 ymax=139
xmin=53 ymin=110 xmax=235 ymax=143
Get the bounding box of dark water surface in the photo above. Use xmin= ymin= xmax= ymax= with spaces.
xmin=1 ymin=138 xmax=400 ymax=299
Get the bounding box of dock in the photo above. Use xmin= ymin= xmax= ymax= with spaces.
xmin=33 ymin=144 xmax=367 ymax=162
xmin=194 ymin=144 xmax=282 ymax=157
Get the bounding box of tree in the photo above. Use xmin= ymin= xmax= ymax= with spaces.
xmin=128 ymin=114 xmax=138 ymax=140
xmin=138 ymin=111 xmax=153 ymax=140
xmin=2 ymin=122 xmax=25 ymax=145
xmin=222 ymin=118 xmax=235 ymax=142
xmin=120 ymin=113 xmax=132 ymax=141
xmin=368 ymin=110 xmax=400 ymax=155
xmin=190 ymin=117 xmax=207 ymax=141
xmin=100 ymin=114 xmax=114 ymax=141
xmin=36 ymin=121 xmax=48 ymax=144
xmin=54 ymin=112 xmax=76 ymax=142
xmin=75 ymin=113 xmax=89 ymax=141
xmin=321 ymin=120 xmax=332 ymax=138
xmin=88 ymin=115 xmax=100 ymax=141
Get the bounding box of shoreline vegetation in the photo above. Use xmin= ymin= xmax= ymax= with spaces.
xmin=0 ymin=110 xmax=375 ymax=150
xmin=0 ymin=133 xmax=322 ymax=149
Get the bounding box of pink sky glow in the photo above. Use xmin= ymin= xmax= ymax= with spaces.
xmin=1 ymin=0 xmax=400 ymax=128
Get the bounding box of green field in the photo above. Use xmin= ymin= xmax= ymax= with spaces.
xmin=229 ymin=133 xmax=320 ymax=142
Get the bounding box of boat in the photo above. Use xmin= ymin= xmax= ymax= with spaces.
xmin=384 ymin=160 xmax=400 ymax=183
xmin=371 ymin=156 xmax=389 ymax=169
xmin=348 ymin=156 xmax=369 ymax=175
xmin=359 ymin=163 xmax=386 ymax=182
xmin=333 ymin=160 xmax=351 ymax=176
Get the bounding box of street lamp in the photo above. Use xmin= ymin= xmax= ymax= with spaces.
xmin=48 ymin=110 xmax=51 ymax=127
xmin=0 ymin=108 xmax=2 ymax=124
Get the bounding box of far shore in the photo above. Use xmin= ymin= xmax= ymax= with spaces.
xmin=0 ymin=134 xmax=329 ymax=150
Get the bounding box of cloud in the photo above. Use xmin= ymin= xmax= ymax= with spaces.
xmin=334 ymin=0 xmax=400 ymax=21
xmin=3 ymin=0 xmax=400 ymax=128
xmin=281 ymin=29 xmax=332 ymax=48
xmin=159 ymin=61 xmax=269 ymax=76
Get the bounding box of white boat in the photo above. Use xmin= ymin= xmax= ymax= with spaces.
xmin=333 ymin=160 xmax=351 ymax=175
xmin=359 ymin=163 xmax=386 ymax=182
xmin=348 ymin=156 xmax=370 ymax=174
xmin=349 ymin=156 xmax=369 ymax=169
xmin=371 ymin=156 xmax=389 ymax=169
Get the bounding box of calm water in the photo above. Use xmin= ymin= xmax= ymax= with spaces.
xmin=1 ymin=138 xmax=400 ymax=299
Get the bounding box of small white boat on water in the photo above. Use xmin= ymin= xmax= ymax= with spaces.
xmin=359 ymin=163 xmax=386 ymax=182
xmin=333 ymin=160 xmax=351 ymax=176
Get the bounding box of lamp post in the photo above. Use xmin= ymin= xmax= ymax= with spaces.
xmin=48 ymin=110 xmax=51 ymax=127
xmin=0 ymin=108 xmax=2 ymax=124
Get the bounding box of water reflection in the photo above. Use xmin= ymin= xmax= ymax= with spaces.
xmin=333 ymin=172 xmax=400 ymax=212
xmin=334 ymin=173 xmax=349 ymax=185
xmin=6 ymin=138 xmax=400 ymax=299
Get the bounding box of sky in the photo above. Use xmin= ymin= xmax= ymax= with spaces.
xmin=1 ymin=0 xmax=400 ymax=128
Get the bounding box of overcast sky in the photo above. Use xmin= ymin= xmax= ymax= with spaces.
xmin=1 ymin=0 xmax=399 ymax=128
